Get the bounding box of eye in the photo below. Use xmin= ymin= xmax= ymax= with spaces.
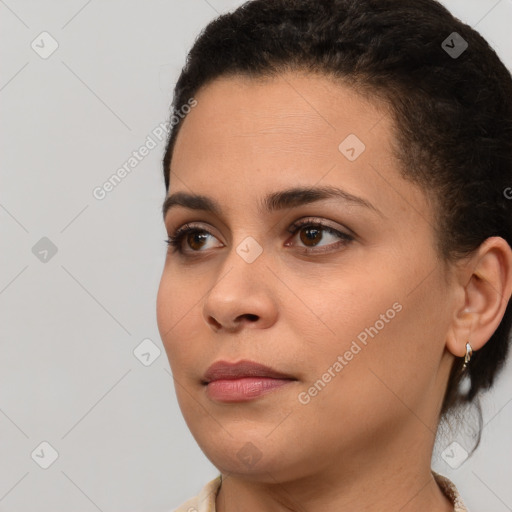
xmin=165 ymin=223 xmax=222 ymax=255
xmin=165 ymin=218 xmax=354 ymax=257
xmin=285 ymin=218 xmax=354 ymax=253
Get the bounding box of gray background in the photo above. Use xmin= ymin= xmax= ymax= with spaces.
xmin=0 ymin=1 xmax=511 ymax=511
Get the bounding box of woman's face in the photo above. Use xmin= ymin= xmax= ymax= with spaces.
xmin=157 ymin=72 xmax=457 ymax=481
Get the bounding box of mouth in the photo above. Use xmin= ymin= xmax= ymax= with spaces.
xmin=202 ymin=359 xmax=298 ymax=402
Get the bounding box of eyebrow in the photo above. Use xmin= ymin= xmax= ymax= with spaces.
xmin=162 ymin=185 xmax=382 ymax=219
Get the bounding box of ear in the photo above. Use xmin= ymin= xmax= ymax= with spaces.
xmin=446 ymin=236 xmax=512 ymax=358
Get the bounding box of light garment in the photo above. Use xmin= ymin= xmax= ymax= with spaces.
xmin=173 ymin=471 xmax=468 ymax=512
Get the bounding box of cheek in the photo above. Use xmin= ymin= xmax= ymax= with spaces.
xmin=299 ymin=256 xmax=447 ymax=408
xmin=156 ymin=271 xmax=190 ymax=360
xmin=156 ymin=272 xmax=175 ymax=339
xmin=156 ymin=269 xmax=208 ymax=371
xmin=300 ymin=266 xmax=400 ymax=355
xmin=339 ymin=284 xmax=446 ymax=414
xmin=289 ymin=302 xmax=436 ymax=450
xmin=156 ymin=266 xmax=202 ymax=333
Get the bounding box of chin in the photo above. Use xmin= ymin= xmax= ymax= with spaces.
xmin=193 ymin=427 xmax=308 ymax=481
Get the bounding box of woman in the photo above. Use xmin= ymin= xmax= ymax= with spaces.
xmin=156 ymin=0 xmax=512 ymax=510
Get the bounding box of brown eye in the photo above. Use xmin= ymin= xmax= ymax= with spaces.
xmin=166 ymin=224 xmax=221 ymax=254
xmin=186 ymin=231 xmax=209 ymax=251
xmin=299 ymin=226 xmax=324 ymax=247
xmin=287 ymin=219 xmax=354 ymax=253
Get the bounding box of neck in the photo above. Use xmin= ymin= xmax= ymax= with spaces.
xmin=215 ymin=427 xmax=454 ymax=512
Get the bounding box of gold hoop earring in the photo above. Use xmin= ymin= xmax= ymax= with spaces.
xmin=462 ymin=342 xmax=473 ymax=369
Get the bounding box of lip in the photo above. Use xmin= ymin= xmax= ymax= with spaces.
xmin=206 ymin=377 xmax=294 ymax=402
xmin=202 ymin=359 xmax=296 ymax=383
xmin=202 ymin=360 xmax=297 ymax=403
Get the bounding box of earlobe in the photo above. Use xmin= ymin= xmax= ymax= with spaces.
xmin=447 ymin=236 xmax=512 ymax=358
xmin=445 ymin=310 xmax=472 ymax=359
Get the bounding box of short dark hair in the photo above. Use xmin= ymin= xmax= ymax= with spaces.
xmin=162 ymin=0 xmax=512 ymax=444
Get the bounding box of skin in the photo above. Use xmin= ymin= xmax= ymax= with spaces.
xmin=156 ymin=72 xmax=512 ymax=512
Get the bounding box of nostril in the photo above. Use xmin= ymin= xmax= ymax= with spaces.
xmin=208 ymin=317 xmax=222 ymax=330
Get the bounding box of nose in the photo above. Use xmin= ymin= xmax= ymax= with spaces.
xmin=202 ymin=254 xmax=278 ymax=333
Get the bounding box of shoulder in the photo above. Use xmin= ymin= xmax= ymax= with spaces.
xmin=172 ymin=475 xmax=222 ymax=512
xmin=432 ymin=471 xmax=469 ymax=512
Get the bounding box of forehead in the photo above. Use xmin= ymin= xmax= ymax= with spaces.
xmin=168 ymin=72 xmax=430 ymax=225
xmin=175 ymin=72 xmax=390 ymax=156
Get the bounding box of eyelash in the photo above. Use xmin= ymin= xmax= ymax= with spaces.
xmin=165 ymin=218 xmax=354 ymax=256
